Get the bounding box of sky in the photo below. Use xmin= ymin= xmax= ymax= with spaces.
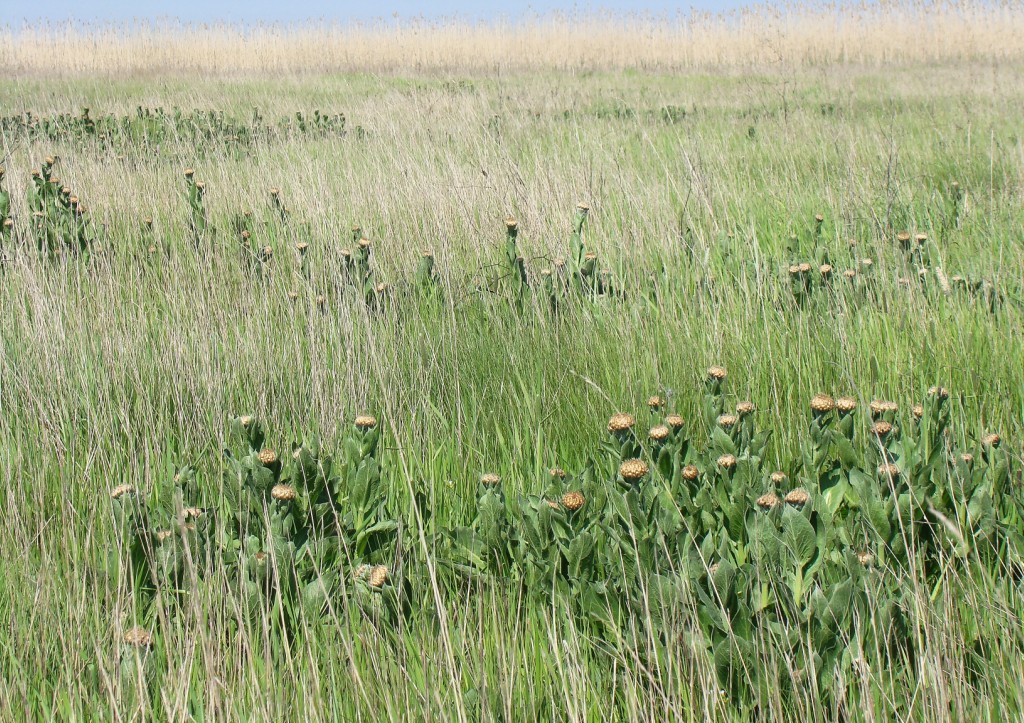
xmin=3 ymin=0 xmax=753 ymax=25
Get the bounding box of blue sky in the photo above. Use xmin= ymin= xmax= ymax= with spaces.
xmin=4 ymin=0 xmax=753 ymax=25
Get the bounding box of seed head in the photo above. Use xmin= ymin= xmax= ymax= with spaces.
xmin=546 ymin=499 xmax=560 ymax=510
xmin=871 ymin=421 xmax=893 ymax=437
xmin=110 ymin=484 xmax=136 ymax=500
xmin=316 ymin=295 xmax=326 ymax=307
xmin=819 ymin=263 xmax=833 ymax=277
xmin=296 ymin=242 xmax=309 ymax=253
xmin=736 ymin=401 xmax=755 ymax=416
xmin=254 ymin=551 xmax=268 ymax=563
xmin=561 ymin=491 xmax=585 ymax=511
xmin=928 ymin=386 xmax=949 ymax=400
xmin=682 ymin=465 xmax=699 ymax=481
xmin=240 ymin=415 xmax=255 ymax=427
xmin=797 ymin=262 xmax=812 ymax=273
xmin=869 ymin=400 xmax=898 ymax=416
xmin=665 ymin=414 xmax=684 ymax=430
xmin=912 ymin=404 xmax=924 ymax=419
xmin=788 ymin=264 xmax=801 ymax=276
xmin=770 ymin=471 xmax=787 ymax=484
xmin=647 ymin=395 xmax=665 ymax=410
xmin=368 ymin=565 xmax=388 ymax=588
xmin=843 ymin=269 xmax=857 ymax=279
xmin=354 ymin=564 xmax=370 ymax=580
xmin=184 ymin=168 xmax=195 ymax=178
xmin=287 ymin=291 xmax=299 ymax=300
xmin=619 ymin=459 xmax=649 ymax=481
xmin=896 ymin=231 xmax=911 ymax=244
xmin=155 ymin=530 xmax=173 ymax=543
xmin=877 ymin=463 xmax=900 ymax=479
xmin=856 ymin=550 xmax=873 ymax=567
xmin=257 ymin=449 xmax=277 ymax=466
xmin=269 ymin=187 xmax=280 ymax=196
xmin=915 ymin=233 xmax=928 ymax=245
xmin=607 ymin=413 xmax=636 ymax=433
xmin=271 ymin=484 xmax=296 ymax=501
xmin=354 ymin=415 xmax=377 ymax=430
xmin=375 ymin=282 xmax=387 ymax=294
xmin=861 ymin=258 xmax=873 ymax=268
xmin=260 ymin=246 xmax=273 ymax=260
xmin=960 ymin=453 xmax=974 ymax=464
xmin=123 ymin=627 xmax=153 ymax=648
xmin=810 ymin=394 xmax=836 ymax=414
xmin=717 ymin=454 xmax=737 ymax=470
xmin=584 ymin=252 xmax=598 ymax=261
xmin=836 ymin=397 xmax=857 ymax=414
xmin=707 ymin=366 xmax=728 ymax=382
xmin=784 ymin=488 xmax=810 ymax=507
xmin=757 ymin=493 xmax=780 ymax=511
xmin=358 ymin=238 xmax=370 ymax=248
xmin=717 ymin=414 xmax=738 ymax=429
xmin=649 ymin=425 xmax=670 ymax=442
xmin=983 ymin=433 xmax=1001 ymax=448
xmin=480 ymin=473 xmax=501 ymax=486
xmin=182 ymin=507 xmax=204 ymax=520
xmin=549 ymin=468 xmax=565 ymax=479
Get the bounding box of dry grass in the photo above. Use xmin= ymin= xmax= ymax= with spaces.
xmin=4 ymin=2 xmax=1024 ymax=77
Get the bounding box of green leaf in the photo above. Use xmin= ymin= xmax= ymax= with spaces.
xmin=783 ymin=508 xmax=817 ymax=566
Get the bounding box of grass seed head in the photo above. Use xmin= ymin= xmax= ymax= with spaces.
xmin=549 ymin=468 xmax=566 ymax=479
xmin=912 ymin=404 xmax=924 ymax=419
xmin=928 ymin=386 xmax=949 ymax=400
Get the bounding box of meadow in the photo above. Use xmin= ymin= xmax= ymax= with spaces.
xmin=1 ymin=5 xmax=1024 ymax=719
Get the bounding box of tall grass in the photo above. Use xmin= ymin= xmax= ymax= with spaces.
xmin=1 ymin=20 xmax=1023 ymax=721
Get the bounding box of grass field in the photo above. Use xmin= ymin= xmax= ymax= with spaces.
xmin=2 ymin=5 xmax=1024 ymax=720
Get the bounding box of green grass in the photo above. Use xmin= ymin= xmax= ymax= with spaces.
xmin=1 ymin=64 xmax=1023 ymax=720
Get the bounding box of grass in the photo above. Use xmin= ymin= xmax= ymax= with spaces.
xmin=1 ymin=16 xmax=1024 ymax=720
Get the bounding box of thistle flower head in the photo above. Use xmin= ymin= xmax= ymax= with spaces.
xmin=295 ymin=242 xmax=309 ymax=253
xmin=123 ymin=627 xmax=153 ymax=648
xmin=665 ymin=414 xmax=684 ymax=430
xmin=810 ymin=394 xmax=836 ymax=414
xmin=182 ymin=507 xmax=204 ymax=520
xmin=368 ymin=565 xmax=388 ymax=588
xmin=856 ymin=550 xmax=873 ymax=567
xmin=871 ymin=421 xmax=893 ymax=437
xmin=912 ymin=404 xmax=924 ymax=419
xmin=877 ymin=463 xmax=900 ymax=479
xmin=869 ymin=400 xmax=898 ymax=416
xmin=915 ymin=233 xmax=928 ymax=245
xmin=797 ymin=262 xmax=812 ymax=273
xmin=843 ymin=269 xmax=857 ymax=279
xmin=549 ymin=468 xmax=566 ymax=479
xmin=647 ymin=395 xmax=665 ymax=410
xmin=983 ymin=433 xmax=1001 ymax=448
xmin=717 ymin=454 xmax=737 ymax=470
xmin=707 ymin=366 xmax=727 ymax=382
xmin=735 ymin=401 xmax=755 ymax=416
xmin=561 ymin=491 xmax=585 ymax=511
xmin=240 ymin=415 xmax=255 ymax=427
xmin=607 ymin=413 xmax=636 ymax=434
xmin=184 ymin=168 xmax=195 ymax=178
xmin=928 ymin=386 xmax=949 ymax=400
xmin=770 ymin=471 xmax=787 ymax=484
xmin=546 ymin=499 xmax=560 ymax=510
xmin=257 ymin=449 xmax=277 ymax=466
xmin=717 ymin=414 xmax=738 ymax=429
xmin=110 ymin=484 xmax=136 ymax=500
xmin=480 ymin=473 xmax=501 ymax=486
xmin=819 ymin=264 xmax=833 ymax=277
xmin=682 ymin=464 xmax=699 ymax=481
xmin=619 ymin=459 xmax=649 ymax=481
xmin=354 ymin=415 xmax=377 ymax=430
xmin=584 ymin=252 xmax=598 ymax=261
xmin=757 ymin=493 xmax=781 ymax=511
xmin=897 ymin=231 xmax=911 ymax=244
xmin=649 ymin=425 xmax=670 ymax=442
xmin=271 ymin=484 xmax=296 ymax=501
xmin=784 ymin=488 xmax=810 ymax=507
xmin=861 ymin=258 xmax=873 ymax=268
xmin=836 ymin=397 xmax=857 ymax=414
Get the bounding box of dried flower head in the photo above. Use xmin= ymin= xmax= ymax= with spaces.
xmin=983 ymin=433 xmax=1001 ymax=448
xmin=184 ymin=168 xmax=195 ymax=178
xmin=123 ymin=627 xmax=153 ymax=648
xmin=757 ymin=493 xmax=781 ymax=511
xmin=155 ymin=530 xmax=174 ymax=543
xmin=707 ymin=365 xmax=728 ymax=381
xmin=856 ymin=550 xmax=873 ymax=567
xmin=897 ymin=231 xmax=911 ymax=244
xmin=770 ymin=471 xmax=787 ymax=484
xmin=358 ymin=238 xmax=371 ymax=248
xmin=561 ymin=491 xmax=586 ymax=511
xmin=110 ymin=484 xmax=136 ymax=500
xmin=912 ymin=404 xmax=924 ymax=419
xmin=354 ymin=563 xmax=370 ymax=580
xmin=354 ymin=415 xmax=377 ymax=430
xmin=810 ymin=394 xmax=836 ymax=414
xmin=368 ymin=565 xmax=388 ymax=588
xmin=843 ymin=269 xmax=857 ymax=279
xmin=784 ymin=488 xmax=810 ymax=507
xmin=607 ymin=413 xmax=636 ymax=433
xmin=736 ymin=401 xmax=755 ymax=416
xmin=619 ymin=459 xmax=649 ymax=481
xmin=549 ymin=468 xmax=566 ymax=479
xmin=788 ymin=264 xmax=801 ymax=276
xmin=257 ymin=449 xmax=277 ymax=466
xmin=665 ymin=414 xmax=684 ymax=430
xmin=240 ymin=415 xmax=255 ymax=427
xmin=928 ymin=386 xmax=949 ymax=400
xmin=960 ymin=453 xmax=974 ymax=464
xmin=480 ymin=473 xmax=501 ymax=486
xmin=717 ymin=414 xmax=738 ymax=429
xmin=647 ymin=395 xmax=665 ymax=409
xmin=682 ymin=465 xmax=699 ymax=481
xmin=271 ymin=484 xmax=296 ymax=501
xmin=861 ymin=258 xmax=874 ymax=268
xmin=649 ymin=425 xmax=670 ymax=442
xmin=915 ymin=233 xmax=928 ymax=245
xmin=546 ymin=499 xmax=560 ymax=510
xmin=869 ymin=400 xmax=898 ymax=416
xmin=836 ymin=397 xmax=857 ymax=414
xmin=798 ymin=262 xmax=813 ymax=273
xmin=819 ymin=264 xmax=833 ymax=277
xmin=717 ymin=454 xmax=737 ymax=470
xmin=871 ymin=421 xmax=893 ymax=437
xmin=877 ymin=463 xmax=900 ymax=479
xmin=182 ymin=507 xmax=204 ymax=520
xmin=295 ymin=242 xmax=309 ymax=253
